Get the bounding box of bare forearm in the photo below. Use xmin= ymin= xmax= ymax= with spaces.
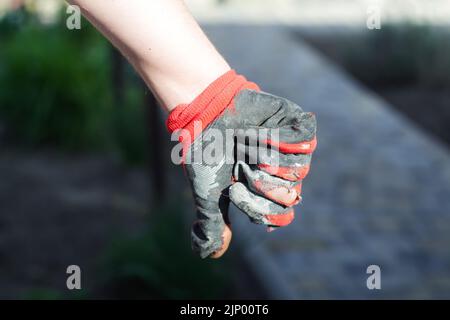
xmin=67 ymin=0 xmax=230 ymax=111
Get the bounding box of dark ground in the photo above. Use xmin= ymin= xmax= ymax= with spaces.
xmin=0 ymin=141 xmax=266 ymax=299
xmin=0 ymin=148 xmax=148 ymax=298
xmin=379 ymin=87 xmax=450 ymax=146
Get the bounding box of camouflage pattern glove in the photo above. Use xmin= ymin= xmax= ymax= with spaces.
xmin=167 ymin=70 xmax=317 ymax=258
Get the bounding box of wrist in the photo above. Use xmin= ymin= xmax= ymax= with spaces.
xmin=141 ymin=61 xmax=231 ymax=112
xmin=166 ymin=70 xmax=259 ymax=144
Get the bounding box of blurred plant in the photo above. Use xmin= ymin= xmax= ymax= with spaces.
xmin=22 ymin=288 xmax=64 ymax=300
xmin=0 ymin=10 xmax=148 ymax=164
xmin=0 ymin=12 xmax=112 ymax=149
xmin=98 ymin=203 xmax=232 ymax=299
xmin=0 ymin=6 xmax=33 ymax=35
xmin=110 ymin=85 xmax=148 ymax=165
xmin=344 ymin=24 xmax=450 ymax=89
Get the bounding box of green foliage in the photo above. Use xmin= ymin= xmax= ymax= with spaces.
xmin=99 ymin=204 xmax=231 ymax=299
xmin=0 ymin=12 xmax=148 ymax=163
xmin=110 ymin=87 xmax=148 ymax=165
xmin=0 ymin=15 xmax=112 ymax=149
xmin=344 ymin=24 xmax=450 ymax=88
xmin=22 ymin=288 xmax=90 ymax=300
xmin=0 ymin=8 xmax=30 ymax=35
xmin=22 ymin=288 xmax=64 ymax=300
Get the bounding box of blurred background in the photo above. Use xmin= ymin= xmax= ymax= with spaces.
xmin=0 ymin=0 xmax=450 ymax=299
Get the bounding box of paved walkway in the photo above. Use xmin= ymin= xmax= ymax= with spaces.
xmin=205 ymin=25 xmax=450 ymax=299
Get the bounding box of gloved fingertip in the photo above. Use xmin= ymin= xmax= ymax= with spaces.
xmin=303 ymin=111 xmax=316 ymax=118
xmin=264 ymin=209 xmax=295 ymax=227
xmin=259 ymin=185 xmax=299 ymax=207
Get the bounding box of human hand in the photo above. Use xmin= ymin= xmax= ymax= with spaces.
xmin=167 ymin=71 xmax=317 ymax=258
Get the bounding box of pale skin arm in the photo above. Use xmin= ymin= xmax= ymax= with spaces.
xmin=67 ymin=0 xmax=230 ymax=111
xmin=67 ymin=0 xmax=232 ymax=258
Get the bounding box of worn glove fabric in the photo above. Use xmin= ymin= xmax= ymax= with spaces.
xmin=167 ymin=70 xmax=317 ymax=258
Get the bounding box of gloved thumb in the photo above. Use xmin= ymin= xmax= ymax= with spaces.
xmin=189 ymin=177 xmax=233 ymax=258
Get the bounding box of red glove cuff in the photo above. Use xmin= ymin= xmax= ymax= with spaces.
xmin=166 ymin=70 xmax=259 ymax=145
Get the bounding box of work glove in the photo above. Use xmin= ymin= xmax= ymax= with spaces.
xmin=167 ymin=70 xmax=317 ymax=258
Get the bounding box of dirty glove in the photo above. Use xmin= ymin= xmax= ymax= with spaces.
xmin=166 ymin=70 xmax=317 ymax=258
